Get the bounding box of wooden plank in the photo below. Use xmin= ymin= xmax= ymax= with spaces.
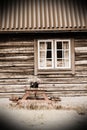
xmin=0 ymin=43 xmax=34 ymax=48
xmin=0 ymin=55 xmax=34 ymax=60
xmin=0 ymin=49 xmax=34 ymax=53
xmin=0 ymin=84 xmax=29 ymax=89
xmin=0 ymin=90 xmax=87 ymax=98
xmin=0 ymin=53 xmax=34 ymax=57
xmin=75 ymin=60 xmax=87 ymax=65
xmin=39 ymin=83 xmax=87 ymax=88
xmin=38 ymin=80 xmax=87 ymax=84
xmin=34 ymin=40 xmax=38 ymax=75
xmin=39 ymin=74 xmax=73 ymax=78
xmin=75 ymin=65 xmax=87 ymax=71
xmin=0 ymin=93 xmax=24 ymax=98
xmin=71 ymin=38 xmax=75 ymax=74
xmin=1 ymin=88 xmax=87 ymax=93
xmin=75 ymin=54 xmax=87 ymax=58
xmin=0 ymin=41 xmax=34 ymax=45
xmin=75 ymin=39 xmax=87 ymax=42
xmin=38 ymin=71 xmax=73 ymax=75
xmin=0 ymin=68 xmax=34 ymax=73
xmin=39 ymin=76 xmax=87 ymax=81
xmin=0 ymin=81 xmax=28 ymax=85
xmin=75 ymin=47 xmax=87 ymax=53
xmin=0 ymin=62 xmax=34 ymax=67
xmin=76 ymin=71 xmax=87 ymax=75
xmin=0 ymin=74 xmax=28 ymax=78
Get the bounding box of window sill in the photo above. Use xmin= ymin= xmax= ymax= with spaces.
xmin=37 ymin=69 xmax=74 ymax=75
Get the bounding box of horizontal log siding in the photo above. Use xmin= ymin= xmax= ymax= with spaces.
xmin=0 ymin=40 xmax=35 ymax=97
xmin=37 ymin=39 xmax=87 ymax=96
xmin=0 ymin=39 xmax=87 ymax=97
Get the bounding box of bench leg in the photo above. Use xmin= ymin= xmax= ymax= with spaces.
xmin=22 ymin=92 xmax=30 ymax=100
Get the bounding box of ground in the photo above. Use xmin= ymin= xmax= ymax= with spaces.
xmin=0 ymin=96 xmax=87 ymax=130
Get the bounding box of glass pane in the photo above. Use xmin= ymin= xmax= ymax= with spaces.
xmin=40 ymin=51 xmax=45 ymax=58
xmin=57 ymin=51 xmax=62 ymax=58
xmin=40 ymin=58 xmax=45 ymax=67
xmin=40 ymin=42 xmax=45 ymax=50
xmin=46 ymin=59 xmax=52 ymax=67
xmin=57 ymin=59 xmax=62 ymax=67
xmin=63 ymin=59 xmax=69 ymax=67
xmin=46 ymin=42 xmax=51 ymax=49
xmin=57 ymin=42 xmax=62 ymax=49
xmin=63 ymin=42 xmax=69 ymax=49
xmin=62 ymin=60 xmax=65 ymax=67
xmin=46 ymin=51 xmax=52 ymax=58
xmin=64 ymin=51 xmax=69 ymax=59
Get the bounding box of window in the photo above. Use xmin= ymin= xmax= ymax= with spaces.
xmin=38 ymin=40 xmax=53 ymax=69
xmin=55 ymin=40 xmax=71 ymax=68
xmin=38 ymin=39 xmax=71 ymax=69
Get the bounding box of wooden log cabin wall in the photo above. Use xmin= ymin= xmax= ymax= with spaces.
xmin=0 ymin=0 xmax=87 ymax=98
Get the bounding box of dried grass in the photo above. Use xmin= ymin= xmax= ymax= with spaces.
xmin=9 ymin=99 xmax=62 ymax=110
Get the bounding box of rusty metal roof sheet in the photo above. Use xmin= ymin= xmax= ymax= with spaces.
xmin=0 ymin=0 xmax=87 ymax=32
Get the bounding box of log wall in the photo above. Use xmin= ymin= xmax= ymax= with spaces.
xmin=0 ymin=40 xmax=35 ymax=97
xmin=38 ymin=38 xmax=87 ymax=97
xmin=0 ymin=37 xmax=87 ymax=97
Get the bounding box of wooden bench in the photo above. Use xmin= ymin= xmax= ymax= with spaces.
xmin=20 ymin=88 xmax=51 ymax=103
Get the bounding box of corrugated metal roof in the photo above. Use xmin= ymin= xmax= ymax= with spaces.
xmin=0 ymin=0 xmax=87 ymax=32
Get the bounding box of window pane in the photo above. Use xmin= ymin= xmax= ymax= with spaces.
xmin=39 ymin=40 xmax=53 ymax=69
xmin=46 ymin=42 xmax=51 ymax=49
xmin=64 ymin=51 xmax=69 ymax=59
xmin=40 ymin=58 xmax=45 ymax=67
xmin=63 ymin=42 xmax=69 ymax=49
xmin=56 ymin=40 xmax=70 ymax=68
xmin=46 ymin=51 xmax=52 ymax=58
xmin=57 ymin=51 xmax=62 ymax=58
xmin=40 ymin=51 xmax=45 ymax=58
xmin=40 ymin=42 xmax=45 ymax=50
xmin=57 ymin=59 xmax=62 ymax=67
xmin=63 ymin=59 xmax=69 ymax=67
xmin=57 ymin=42 xmax=62 ymax=49
xmin=46 ymin=59 xmax=52 ymax=67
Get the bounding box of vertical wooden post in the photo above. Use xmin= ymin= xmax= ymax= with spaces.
xmin=71 ymin=38 xmax=75 ymax=75
xmin=34 ymin=40 xmax=38 ymax=76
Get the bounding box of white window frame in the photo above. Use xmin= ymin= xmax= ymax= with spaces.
xmin=55 ymin=40 xmax=71 ymax=69
xmin=38 ymin=40 xmax=54 ymax=69
xmin=38 ymin=39 xmax=71 ymax=69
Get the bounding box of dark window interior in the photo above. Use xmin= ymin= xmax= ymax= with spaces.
xmin=57 ymin=42 xmax=62 ymax=58
xmin=57 ymin=42 xmax=62 ymax=49
xmin=57 ymin=51 xmax=62 ymax=58
xmin=46 ymin=42 xmax=52 ymax=58
xmin=47 ymin=51 xmax=52 ymax=58
xmin=47 ymin=42 xmax=51 ymax=49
